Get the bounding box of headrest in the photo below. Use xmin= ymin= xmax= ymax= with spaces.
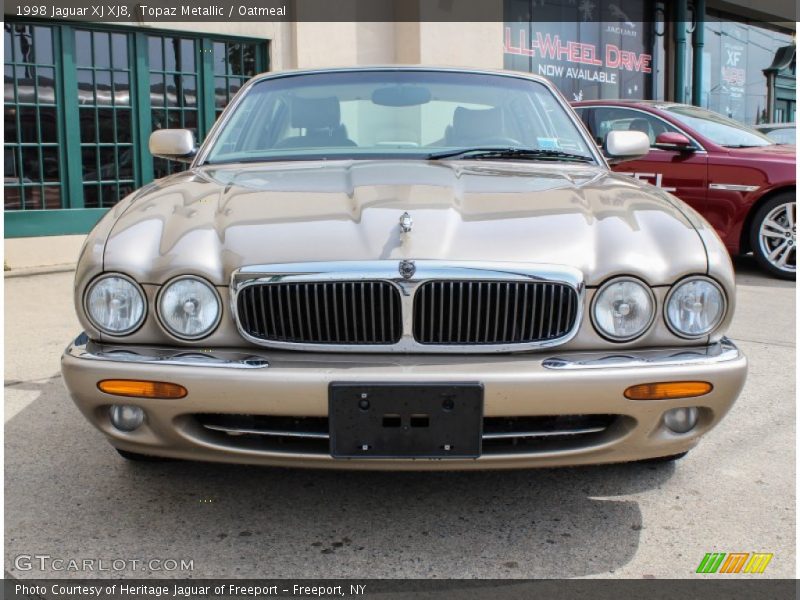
xmin=628 ymin=118 xmax=651 ymax=135
xmin=451 ymin=107 xmax=503 ymax=142
xmin=290 ymin=96 xmax=341 ymax=130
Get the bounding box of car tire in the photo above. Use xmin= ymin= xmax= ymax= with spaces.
xmin=750 ymin=193 xmax=796 ymax=280
xmin=116 ymin=448 xmax=170 ymax=462
xmin=641 ymin=451 xmax=689 ymax=464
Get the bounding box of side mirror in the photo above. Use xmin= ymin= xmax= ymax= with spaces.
xmin=149 ymin=129 xmax=197 ymax=163
xmin=654 ymin=131 xmax=694 ymax=151
xmin=603 ymin=130 xmax=650 ymax=164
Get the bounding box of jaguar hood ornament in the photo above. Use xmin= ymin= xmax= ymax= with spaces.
xmin=399 ymin=211 xmax=413 ymax=233
xmin=398 ymin=260 xmax=416 ymax=280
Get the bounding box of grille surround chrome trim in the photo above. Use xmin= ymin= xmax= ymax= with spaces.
xmin=230 ymin=261 xmax=585 ymax=353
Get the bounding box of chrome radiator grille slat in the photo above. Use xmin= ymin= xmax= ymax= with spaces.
xmin=412 ymin=280 xmax=578 ymax=345
xmin=231 ymin=261 xmax=585 ymax=352
xmin=237 ymin=281 xmax=402 ymax=345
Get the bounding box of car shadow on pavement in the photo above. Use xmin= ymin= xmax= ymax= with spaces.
xmin=732 ymin=255 xmax=795 ymax=288
xmin=5 ymin=376 xmax=677 ymax=579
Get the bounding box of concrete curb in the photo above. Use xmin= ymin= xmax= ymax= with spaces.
xmin=4 ymin=264 xmax=76 ymax=278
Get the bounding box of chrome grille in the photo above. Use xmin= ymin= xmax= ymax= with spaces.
xmin=413 ymin=281 xmax=578 ymax=345
xmin=232 ymin=262 xmax=584 ymax=352
xmin=236 ymin=281 xmax=402 ymax=345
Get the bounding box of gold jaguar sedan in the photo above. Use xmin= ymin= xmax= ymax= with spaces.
xmin=61 ymin=67 xmax=747 ymax=469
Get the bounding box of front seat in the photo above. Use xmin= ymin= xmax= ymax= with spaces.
xmin=446 ymin=107 xmax=504 ymax=146
xmin=274 ymin=96 xmax=356 ymax=149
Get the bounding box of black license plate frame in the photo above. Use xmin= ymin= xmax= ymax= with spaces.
xmin=329 ymin=382 xmax=484 ymax=459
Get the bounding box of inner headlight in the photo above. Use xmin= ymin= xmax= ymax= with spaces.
xmin=665 ymin=277 xmax=726 ymax=338
xmin=85 ymin=274 xmax=146 ymax=335
xmin=592 ymin=277 xmax=655 ymax=341
xmin=157 ymin=276 xmax=221 ymax=339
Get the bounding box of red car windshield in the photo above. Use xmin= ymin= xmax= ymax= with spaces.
xmin=663 ymin=105 xmax=775 ymax=148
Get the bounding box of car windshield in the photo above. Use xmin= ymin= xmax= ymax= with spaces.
xmin=663 ymin=105 xmax=775 ymax=147
xmin=763 ymin=127 xmax=796 ymax=145
xmin=203 ymin=70 xmax=596 ymax=164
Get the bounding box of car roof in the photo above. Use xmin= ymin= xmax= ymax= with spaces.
xmin=571 ymin=99 xmax=682 ymax=110
xmin=250 ymin=65 xmax=554 ymax=87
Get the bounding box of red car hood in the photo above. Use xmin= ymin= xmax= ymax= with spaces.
xmin=723 ymin=143 xmax=796 ymax=160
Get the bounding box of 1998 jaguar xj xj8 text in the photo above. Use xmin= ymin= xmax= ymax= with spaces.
xmin=61 ymin=67 xmax=747 ymax=469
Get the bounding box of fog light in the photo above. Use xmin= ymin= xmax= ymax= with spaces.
xmin=663 ymin=407 xmax=699 ymax=434
xmin=109 ymin=404 xmax=145 ymax=432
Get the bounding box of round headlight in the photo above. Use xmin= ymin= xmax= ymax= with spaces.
xmin=85 ymin=274 xmax=146 ymax=335
xmin=592 ymin=277 xmax=655 ymax=341
xmin=158 ymin=276 xmax=221 ymax=339
xmin=665 ymin=277 xmax=725 ymax=338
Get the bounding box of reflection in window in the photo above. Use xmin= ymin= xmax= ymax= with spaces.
xmin=4 ymin=23 xmax=61 ymax=210
xmin=213 ymin=41 xmax=260 ymax=120
xmin=702 ymin=14 xmax=794 ymax=125
xmin=586 ymin=106 xmax=682 ymax=146
xmin=5 ymin=23 xmax=267 ymax=217
xmin=149 ymin=35 xmax=200 ymax=179
xmin=76 ymin=29 xmax=135 ymax=208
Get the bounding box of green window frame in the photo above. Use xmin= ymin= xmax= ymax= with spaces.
xmin=4 ymin=21 xmax=268 ymax=238
xmin=4 ymin=24 xmax=64 ymax=212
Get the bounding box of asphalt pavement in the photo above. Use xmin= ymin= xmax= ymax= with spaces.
xmin=4 ymin=256 xmax=795 ymax=578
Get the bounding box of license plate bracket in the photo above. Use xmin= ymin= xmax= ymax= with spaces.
xmin=329 ymin=383 xmax=483 ymax=459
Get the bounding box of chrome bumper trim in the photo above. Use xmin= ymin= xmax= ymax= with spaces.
xmin=482 ymin=426 xmax=606 ymax=439
xmin=65 ymin=333 xmax=269 ymax=369
xmin=65 ymin=333 xmax=741 ymax=372
xmin=204 ymin=424 xmax=329 ymax=439
xmin=542 ymin=337 xmax=740 ymax=370
xmin=204 ymin=424 xmax=605 ymax=441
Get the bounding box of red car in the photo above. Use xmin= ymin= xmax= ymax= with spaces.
xmin=573 ymin=100 xmax=796 ymax=279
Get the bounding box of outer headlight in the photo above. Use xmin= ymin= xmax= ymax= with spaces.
xmin=665 ymin=277 xmax=726 ymax=338
xmin=157 ymin=276 xmax=221 ymax=340
xmin=592 ymin=277 xmax=655 ymax=341
xmin=84 ymin=274 xmax=146 ymax=335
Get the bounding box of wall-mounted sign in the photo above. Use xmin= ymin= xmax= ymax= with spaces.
xmin=504 ymin=0 xmax=656 ymax=101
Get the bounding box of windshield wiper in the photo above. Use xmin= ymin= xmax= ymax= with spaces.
xmin=427 ymin=146 xmax=594 ymax=163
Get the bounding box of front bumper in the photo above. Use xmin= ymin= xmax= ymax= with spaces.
xmin=61 ymin=333 xmax=747 ymax=470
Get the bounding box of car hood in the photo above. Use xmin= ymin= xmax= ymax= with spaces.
xmin=103 ymin=160 xmax=707 ymax=287
xmin=723 ymin=143 xmax=796 ymax=160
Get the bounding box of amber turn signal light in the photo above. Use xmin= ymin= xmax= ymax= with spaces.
xmin=98 ymin=379 xmax=187 ymax=399
xmin=624 ymin=381 xmax=712 ymax=400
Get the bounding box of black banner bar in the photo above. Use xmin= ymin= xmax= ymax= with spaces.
xmin=4 ymin=578 xmax=799 ymax=600
xmin=3 ymin=0 xmax=798 ymax=23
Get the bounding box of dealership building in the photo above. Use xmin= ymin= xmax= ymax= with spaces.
xmin=3 ymin=0 xmax=796 ymax=261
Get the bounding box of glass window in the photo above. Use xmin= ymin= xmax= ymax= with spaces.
xmin=664 ymin=104 xmax=774 ymax=147
xmin=580 ymin=106 xmax=683 ymax=146
xmin=702 ymin=14 xmax=794 ymax=125
xmin=760 ymin=126 xmax=795 ymax=145
xmin=3 ymin=23 xmax=61 ymax=210
xmin=213 ymin=41 xmax=261 ymax=118
xmin=503 ymin=0 xmax=660 ymax=101
xmin=206 ymin=70 xmax=596 ymax=164
xmin=75 ymin=28 xmax=135 ymax=208
xmin=149 ymin=34 xmax=200 ymax=179
xmin=5 ymin=23 xmax=267 ymax=228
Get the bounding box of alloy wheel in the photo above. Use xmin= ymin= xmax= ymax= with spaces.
xmin=758 ymin=201 xmax=796 ymax=274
